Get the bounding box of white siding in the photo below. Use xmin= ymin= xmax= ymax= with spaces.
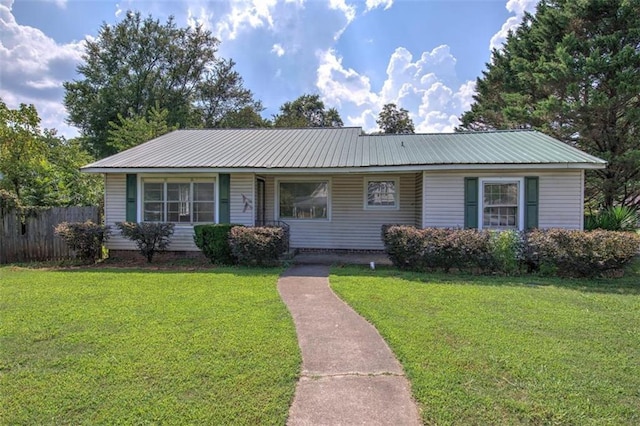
xmin=105 ymin=173 xmax=206 ymax=252
xmin=104 ymin=174 xmax=136 ymax=250
xmin=265 ymin=173 xmax=419 ymax=250
xmin=422 ymin=170 xmax=584 ymax=230
xmin=230 ymin=173 xmax=255 ymax=226
xmin=415 ymin=172 xmax=423 ymax=228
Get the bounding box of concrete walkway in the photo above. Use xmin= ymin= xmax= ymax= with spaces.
xmin=278 ymin=264 xmax=421 ymax=425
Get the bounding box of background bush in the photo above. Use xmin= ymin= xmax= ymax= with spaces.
xmin=54 ymin=220 xmax=109 ymax=262
xmin=193 ymin=224 xmax=242 ymax=264
xmin=116 ymin=222 xmax=174 ymax=263
xmin=229 ymin=226 xmax=288 ymax=266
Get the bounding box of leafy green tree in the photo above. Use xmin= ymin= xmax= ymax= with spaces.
xmin=458 ymin=0 xmax=640 ymax=209
xmin=107 ymin=105 xmax=177 ymax=152
xmin=195 ymin=59 xmax=265 ymax=128
xmin=0 ymin=100 xmax=46 ymax=201
xmin=64 ymin=11 xmax=262 ymax=158
xmin=274 ymin=94 xmax=343 ymax=128
xmin=376 ymin=103 xmax=415 ymax=134
xmin=218 ymin=106 xmax=272 ymax=128
xmin=0 ymin=99 xmax=102 ymax=207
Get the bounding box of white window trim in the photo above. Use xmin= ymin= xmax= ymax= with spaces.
xmin=363 ymin=176 xmax=400 ymax=210
xmin=138 ymin=174 xmax=218 ymax=225
xmin=275 ymin=177 xmax=332 ymax=221
xmin=478 ymin=177 xmax=525 ymax=231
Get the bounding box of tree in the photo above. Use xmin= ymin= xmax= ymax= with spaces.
xmin=274 ymin=94 xmax=343 ymax=128
xmin=458 ymin=0 xmax=640 ymax=209
xmin=64 ymin=11 xmax=263 ymax=158
xmin=0 ymin=100 xmax=44 ymax=201
xmin=0 ymin=99 xmax=102 ymax=207
xmin=195 ymin=58 xmax=265 ymax=128
xmin=107 ymin=104 xmax=177 ymax=152
xmin=376 ymin=103 xmax=415 ymax=134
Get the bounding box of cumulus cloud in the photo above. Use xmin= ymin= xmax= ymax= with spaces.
xmin=489 ymin=0 xmax=539 ymax=50
xmin=271 ymin=43 xmax=285 ymax=56
xmin=365 ymin=0 xmax=393 ymax=12
xmin=316 ymin=46 xmax=474 ymax=133
xmin=214 ymin=0 xmax=278 ymax=41
xmin=0 ymin=0 xmax=84 ymax=137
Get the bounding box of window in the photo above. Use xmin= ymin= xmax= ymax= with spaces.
xmin=480 ymin=178 xmax=524 ymax=230
xmin=365 ymin=178 xmax=398 ymax=209
xmin=142 ymin=179 xmax=215 ymax=223
xmin=278 ymin=181 xmax=328 ymax=219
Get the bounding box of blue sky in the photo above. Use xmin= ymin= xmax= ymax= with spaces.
xmin=0 ymin=0 xmax=539 ymax=138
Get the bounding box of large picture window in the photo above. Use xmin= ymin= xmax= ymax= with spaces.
xmin=143 ymin=179 xmax=215 ymax=223
xmin=279 ymin=181 xmax=328 ymax=219
xmin=365 ymin=178 xmax=398 ymax=209
xmin=480 ymin=179 xmax=523 ymax=230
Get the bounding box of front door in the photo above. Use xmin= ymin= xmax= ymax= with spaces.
xmin=255 ymin=178 xmax=265 ymax=225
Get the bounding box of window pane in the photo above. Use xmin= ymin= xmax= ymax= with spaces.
xmin=280 ymin=182 xmax=328 ymax=219
xmin=194 ymin=202 xmax=214 ymax=222
xmin=367 ymin=181 xmax=396 ymax=206
xmin=194 ymin=183 xmax=214 ymax=201
xmin=482 ymin=181 xmax=519 ymax=229
xmin=144 ymin=202 xmax=164 ymax=222
xmin=166 ymin=183 xmax=190 ymax=222
xmin=144 ymin=183 xmax=163 ymax=201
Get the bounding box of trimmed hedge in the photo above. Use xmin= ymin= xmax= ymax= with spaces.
xmin=525 ymin=229 xmax=640 ymax=277
xmin=193 ymin=224 xmax=243 ymax=264
xmin=382 ymin=225 xmax=640 ymax=277
xmin=229 ymin=226 xmax=289 ymax=266
xmin=54 ymin=220 xmax=110 ymax=263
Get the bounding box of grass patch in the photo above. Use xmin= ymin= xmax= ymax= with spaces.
xmin=330 ymin=262 xmax=640 ymax=425
xmin=0 ymin=267 xmax=300 ymax=425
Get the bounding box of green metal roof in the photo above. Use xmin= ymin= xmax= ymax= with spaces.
xmin=83 ymin=128 xmax=606 ymax=172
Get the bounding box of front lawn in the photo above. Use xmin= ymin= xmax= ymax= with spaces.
xmin=331 ymin=263 xmax=640 ymax=425
xmin=0 ymin=267 xmax=300 ymax=425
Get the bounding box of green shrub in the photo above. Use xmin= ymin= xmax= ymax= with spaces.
xmin=229 ymin=226 xmax=288 ymax=266
xmin=193 ymin=224 xmax=243 ymax=264
xmin=585 ymin=206 xmax=639 ymax=231
xmin=526 ymin=229 xmax=640 ymax=277
xmin=54 ymin=220 xmax=110 ymax=262
xmin=381 ymin=225 xmax=424 ymax=269
xmin=116 ymin=222 xmax=175 ymax=263
xmin=489 ymin=230 xmax=524 ymax=275
xmin=382 ymin=226 xmax=497 ymax=273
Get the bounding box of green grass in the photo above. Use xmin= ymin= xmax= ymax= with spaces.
xmin=0 ymin=267 xmax=300 ymax=425
xmin=330 ymin=262 xmax=640 ymax=425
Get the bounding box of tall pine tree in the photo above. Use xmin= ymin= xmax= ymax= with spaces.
xmin=459 ymin=0 xmax=640 ymax=209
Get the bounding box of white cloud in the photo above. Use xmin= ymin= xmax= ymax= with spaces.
xmin=271 ymin=43 xmax=285 ymax=56
xmin=44 ymin=0 xmax=67 ymax=9
xmin=187 ymin=6 xmax=213 ymax=30
xmin=490 ymin=0 xmax=539 ymax=50
xmin=316 ymin=45 xmax=474 ymax=133
xmin=316 ymin=49 xmax=377 ymax=107
xmin=365 ymin=0 xmax=393 ymax=12
xmin=0 ymin=0 xmax=84 ymax=137
xmin=214 ymin=0 xmax=278 ymax=41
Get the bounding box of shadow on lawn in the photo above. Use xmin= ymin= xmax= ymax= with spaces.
xmin=330 ymin=258 xmax=640 ymax=296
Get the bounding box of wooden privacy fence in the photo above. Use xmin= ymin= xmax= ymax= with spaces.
xmin=0 ymin=206 xmax=100 ymax=264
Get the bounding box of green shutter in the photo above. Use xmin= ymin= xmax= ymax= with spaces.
xmin=125 ymin=174 xmax=137 ymax=222
xmin=524 ymin=176 xmax=539 ymax=230
xmin=464 ymin=177 xmax=478 ymax=229
xmin=219 ymin=174 xmax=230 ymax=224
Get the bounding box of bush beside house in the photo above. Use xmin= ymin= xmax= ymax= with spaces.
xmin=116 ymin=222 xmax=175 ymax=263
xmin=193 ymin=224 xmax=242 ymax=264
xmin=382 ymin=225 xmax=640 ymax=278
